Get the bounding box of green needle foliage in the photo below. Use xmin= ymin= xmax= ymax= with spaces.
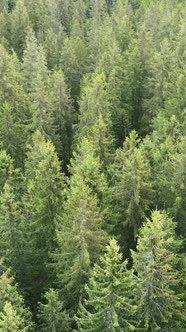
xmin=132 ymin=210 xmax=185 ymax=332
xmin=76 ymin=238 xmax=136 ymax=332
xmin=0 ymin=0 xmax=185 ymax=330
xmin=37 ymin=288 xmax=70 ymax=332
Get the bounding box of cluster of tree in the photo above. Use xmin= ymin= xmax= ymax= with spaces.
xmin=0 ymin=0 xmax=185 ymax=330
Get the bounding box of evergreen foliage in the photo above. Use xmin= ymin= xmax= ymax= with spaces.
xmin=132 ymin=210 xmax=184 ymax=331
xmin=0 ymin=0 xmax=185 ymax=330
xmin=37 ymin=288 xmax=70 ymax=332
xmin=76 ymin=239 xmax=136 ymax=332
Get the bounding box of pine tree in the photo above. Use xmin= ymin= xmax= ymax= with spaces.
xmin=19 ymin=131 xmax=65 ymax=309
xmin=0 ymin=182 xmax=22 ymax=274
xmin=109 ymin=131 xmax=152 ymax=255
xmin=43 ymin=23 xmax=66 ymax=70
xmin=47 ymin=69 xmax=74 ymax=169
xmin=22 ymin=29 xmax=55 ymax=139
xmin=0 ymin=46 xmax=30 ymax=168
xmin=132 ymin=210 xmax=184 ymax=331
xmin=56 ymin=0 xmax=74 ymax=33
xmin=10 ymin=0 xmax=30 ymax=58
xmin=77 ymin=72 xmax=114 ymax=167
xmin=69 ymin=137 xmax=108 ymax=204
xmin=54 ymin=177 xmax=107 ymax=314
xmin=60 ymin=34 xmax=87 ymax=103
xmin=87 ymin=0 xmax=110 ymax=70
xmin=76 ymin=239 xmax=136 ymax=332
xmin=0 ymin=6 xmax=10 ymax=48
xmin=0 ymin=150 xmax=14 ymax=191
xmin=37 ymin=288 xmax=70 ymax=332
xmin=0 ymin=1 xmax=8 ymax=12
xmin=0 ymin=261 xmax=34 ymax=331
xmin=0 ymin=302 xmax=27 ymax=332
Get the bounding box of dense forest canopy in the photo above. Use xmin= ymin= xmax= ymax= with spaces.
xmin=0 ymin=0 xmax=185 ymax=331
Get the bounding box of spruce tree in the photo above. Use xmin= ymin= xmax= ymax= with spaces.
xmin=37 ymin=288 xmax=70 ymax=332
xmin=77 ymin=72 xmax=114 ymax=167
xmin=0 ymin=261 xmax=34 ymax=331
xmin=60 ymin=34 xmax=87 ymax=103
xmin=0 ymin=302 xmax=27 ymax=332
xmin=76 ymin=239 xmax=136 ymax=332
xmin=68 ymin=137 xmax=108 ymax=204
xmin=109 ymin=131 xmax=152 ymax=255
xmin=47 ymin=69 xmax=74 ymax=169
xmin=22 ymin=29 xmax=55 ymax=140
xmin=54 ymin=177 xmax=107 ymax=314
xmin=0 ymin=182 xmax=22 ymax=274
xmin=19 ymin=131 xmax=65 ymax=309
xmin=10 ymin=0 xmax=30 ymax=58
xmin=0 ymin=46 xmax=29 ymax=168
xmin=132 ymin=210 xmax=184 ymax=331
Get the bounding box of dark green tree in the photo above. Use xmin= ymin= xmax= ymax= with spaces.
xmin=19 ymin=131 xmax=65 ymax=309
xmin=0 ymin=182 xmax=22 ymax=275
xmin=109 ymin=131 xmax=153 ymax=255
xmin=10 ymin=0 xmax=30 ymax=58
xmin=22 ymin=29 xmax=55 ymax=139
xmin=0 ymin=46 xmax=30 ymax=168
xmin=47 ymin=69 xmax=74 ymax=169
xmin=60 ymin=34 xmax=87 ymax=103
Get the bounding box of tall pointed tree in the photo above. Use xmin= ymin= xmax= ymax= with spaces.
xmin=19 ymin=131 xmax=65 ymax=309
xmin=0 ymin=46 xmax=30 ymax=168
xmin=0 ymin=302 xmax=28 ymax=332
xmin=22 ymin=29 xmax=54 ymax=139
xmin=0 ymin=182 xmax=22 ymax=275
xmin=0 ymin=261 xmax=34 ymax=331
xmin=76 ymin=239 xmax=136 ymax=332
xmin=54 ymin=177 xmax=107 ymax=314
xmin=109 ymin=131 xmax=153 ymax=255
xmin=132 ymin=210 xmax=184 ymax=331
xmin=37 ymin=288 xmax=70 ymax=332
xmin=10 ymin=0 xmax=30 ymax=58
xmin=47 ymin=69 xmax=74 ymax=169
xmin=77 ymin=72 xmax=114 ymax=167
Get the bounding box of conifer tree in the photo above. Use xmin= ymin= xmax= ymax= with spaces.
xmin=47 ymin=69 xmax=74 ymax=168
xmin=76 ymin=239 xmax=136 ymax=332
xmin=19 ymin=131 xmax=65 ymax=308
xmin=37 ymin=288 xmax=70 ymax=332
xmin=0 ymin=302 xmax=27 ymax=332
xmin=78 ymin=72 xmax=114 ymax=167
xmin=54 ymin=177 xmax=107 ymax=314
xmin=87 ymin=0 xmax=110 ymax=69
xmin=0 ymin=1 xmax=8 ymax=12
xmin=10 ymin=0 xmax=30 ymax=58
xmin=43 ymin=23 xmax=65 ymax=70
xmin=132 ymin=210 xmax=184 ymax=331
xmin=56 ymin=0 xmax=74 ymax=33
xmin=0 ymin=183 xmax=22 ymax=274
xmin=60 ymin=34 xmax=87 ymax=103
xmin=0 ymin=6 xmax=10 ymax=48
xmin=109 ymin=131 xmax=152 ymax=254
xmin=0 ymin=151 xmax=14 ymax=191
xmin=0 ymin=261 xmax=33 ymax=331
xmin=0 ymin=46 xmax=30 ymax=168
xmin=69 ymin=137 xmax=108 ymax=204
xmin=22 ymin=29 xmax=55 ymax=139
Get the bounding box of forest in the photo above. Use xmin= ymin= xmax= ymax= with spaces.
xmin=0 ymin=0 xmax=185 ymax=331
